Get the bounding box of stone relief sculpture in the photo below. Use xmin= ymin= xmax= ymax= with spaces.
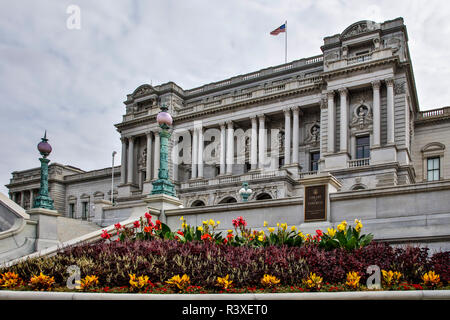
xmin=138 ymin=148 xmax=147 ymax=170
xmin=350 ymin=104 xmax=373 ymax=130
xmin=305 ymin=122 xmax=320 ymax=145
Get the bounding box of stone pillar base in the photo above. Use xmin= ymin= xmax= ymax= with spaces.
xmin=370 ymin=145 xmax=397 ymax=165
xmin=27 ymin=207 xmax=60 ymax=251
xmin=323 ymin=152 xmax=350 ymax=170
xmin=117 ymin=183 xmax=137 ymax=198
xmin=142 ymin=181 xmax=153 ymax=194
xmin=143 ymin=194 xmax=183 ymax=224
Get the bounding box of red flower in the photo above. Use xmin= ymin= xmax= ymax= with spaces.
xmin=114 ymin=223 xmax=122 ymax=230
xmin=101 ymin=230 xmax=110 ymax=240
xmin=223 ymin=239 xmax=228 ymax=244
xmin=226 ymin=233 xmax=234 ymax=240
xmin=155 ymin=220 xmax=162 ymax=230
xmin=201 ymin=234 xmax=212 ymax=241
xmin=133 ymin=220 xmax=140 ymax=228
xmin=145 ymin=212 xmax=152 ymax=221
xmin=144 ymin=226 xmax=152 ymax=233
xmin=177 ymin=230 xmax=184 ymax=236
xmin=316 ymin=229 xmax=323 ymax=237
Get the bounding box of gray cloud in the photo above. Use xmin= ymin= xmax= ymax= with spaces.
xmin=1 ymin=0 xmax=450 ymax=194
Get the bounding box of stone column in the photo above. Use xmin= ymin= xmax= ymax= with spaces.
xmin=283 ymin=108 xmax=291 ymax=165
xmin=226 ymin=121 xmax=234 ymax=174
xmin=219 ymin=122 xmax=226 ymax=175
xmin=120 ymin=137 xmax=127 ymax=184
xmin=127 ymin=136 xmax=135 ymax=184
xmin=327 ymin=91 xmax=335 ymax=153
xmin=20 ymin=190 xmax=24 ymax=208
xmin=372 ymin=80 xmax=381 ymax=146
xmin=191 ymin=128 xmax=198 ymax=179
xmin=29 ymin=190 xmax=33 ymax=209
xmin=197 ymin=127 xmax=204 ymax=178
xmin=153 ymin=130 xmax=160 ymax=179
xmin=258 ymin=114 xmax=266 ymax=169
xmin=146 ymin=132 xmax=152 ymax=180
xmin=250 ymin=116 xmax=258 ymax=170
xmin=386 ymin=78 xmax=395 ymax=144
xmin=292 ymin=106 xmax=300 ymax=164
xmin=339 ymin=88 xmax=349 ymax=152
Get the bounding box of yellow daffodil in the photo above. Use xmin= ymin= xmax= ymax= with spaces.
xmin=227 ymin=229 xmax=233 ymax=234
xmin=268 ymin=227 xmax=275 ymax=233
xmin=354 ymin=219 xmax=363 ymax=232
xmin=280 ymin=223 xmax=287 ymax=231
xmin=181 ymin=222 xmax=187 ymax=229
xmin=197 ymin=226 xmax=203 ymax=232
xmin=291 ymin=225 xmax=297 ymax=232
xmin=277 ymin=223 xmax=280 ymax=227
xmin=209 ymin=219 xmax=215 ymax=226
xmin=258 ymin=235 xmax=264 ymax=242
xmin=263 ymin=221 xmax=268 ymax=227
xmin=298 ymin=231 xmax=305 ymax=239
xmin=216 ymin=221 xmax=221 ymax=225
xmin=180 ymin=216 xmax=184 ymax=221
xmin=202 ymin=220 xmax=207 ymax=225
xmin=326 ymin=228 xmax=336 ymax=237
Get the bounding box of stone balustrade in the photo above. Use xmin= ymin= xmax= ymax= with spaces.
xmin=348 ymin=158 xmax=370 ymax=168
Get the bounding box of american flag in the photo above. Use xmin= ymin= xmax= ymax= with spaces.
xmin=270 ymin=23 xmax=286 ymax=35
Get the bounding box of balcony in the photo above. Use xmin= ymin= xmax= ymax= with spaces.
xmin=348 ymin=158 xmax=370 ymax=168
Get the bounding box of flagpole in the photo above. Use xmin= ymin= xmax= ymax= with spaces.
xmin=285 ymin=20 xmax=287 ymax=64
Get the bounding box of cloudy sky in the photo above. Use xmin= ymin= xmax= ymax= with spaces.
xmin=1 ymin=0 xmax=450 ymax=195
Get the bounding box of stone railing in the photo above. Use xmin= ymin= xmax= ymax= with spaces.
xmin=324 ymin=48 xmax=393 ymax=72
xmin=417 ymin=107 xmax=450 ymax=120
xmin=348 ymin=158 xmax=370 ymax=168
xmin=180 ymin=170 xmax=292 ymax=189
xmin=64 ymin=166 xmax=120 ymax=182
xmin=176 ymin=75 xmax=322 ymax=117
xmin=184 ymin=54 xmax=323 ymax=96
xmin=298 ymin=170 xmax=318 ymax=179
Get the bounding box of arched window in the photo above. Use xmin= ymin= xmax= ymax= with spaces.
xmin=218 ymin=196 xmax=237 ymax=204
xmin=351 ymin=184 xmax=367 ymax=191
xmin=256 ymin=193 xmax=272 ymax=200
xmin=191 ymin=200 xmax=206 ymax=207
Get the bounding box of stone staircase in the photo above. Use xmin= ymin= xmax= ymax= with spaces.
xmin=57 ymin=217 xmax=102 ymax=243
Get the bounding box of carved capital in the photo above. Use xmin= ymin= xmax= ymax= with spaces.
xmin=338 ymin=87 xmax=348 ymax=96
xmin=283 ymin=107 xmax=291 ymax=115
xmin=291 ymin=106 xmax=300 ymax=113
xmin=385 ymin=78 xmax=395 ymax=87
xmin=327 ymin=90 xmax=335 ymax=99
xmin=226 ymin=120 xmax=234 ymax=128
xmin=257 ymin=114 xmax=265 ymax=121
xmin=320 ymin=98 xmax=328 ymax=109
xmin=219 ymin=121 xmax=226 ymax=129
xmin=371 ymin=80 xmax=381 ymax=90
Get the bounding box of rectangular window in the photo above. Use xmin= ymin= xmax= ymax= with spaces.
xmin=427 ymin=157 xmax=440 ymax=181
xmin=310 ymin=152 xmax=320 ymax=171
xmin=356 ymin=136 xmax=370 ymax=159
xmin=82 ymin=202 xmax=88 ymax=220
xmin=69 ymin=203 xmax=75 ymax=218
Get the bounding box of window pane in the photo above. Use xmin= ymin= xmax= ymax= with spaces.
xmin=427 ymin=158 xmax=434 ymax=170
xmin=434 ymin=158 xmax=440 ymax=169
xmin=428 ymin=171 xmax=433 ymax=181
xmin=434 ymin=170 xmax=439 ymax=181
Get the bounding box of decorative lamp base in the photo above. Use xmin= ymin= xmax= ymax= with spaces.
xmin=151 ymin=179 xmax=176 ymax=197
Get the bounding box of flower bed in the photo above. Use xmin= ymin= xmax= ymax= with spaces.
xmin=0 ymin=215 xmax=448 ymax=293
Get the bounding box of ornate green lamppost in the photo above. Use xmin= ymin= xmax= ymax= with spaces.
xmin=33 ymin=131 xmax=55 ymax=210
xmin=151 ymin=104 xmax=177 ymax=197
xmin=239 ymin=182 xmax=253 ymax=202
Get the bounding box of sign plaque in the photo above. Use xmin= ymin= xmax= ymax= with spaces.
xmin=304 ymin=184 xmax=327 ymax=222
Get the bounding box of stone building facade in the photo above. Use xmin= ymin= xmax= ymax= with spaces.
xmin=4 ymin=18 xmax=450 ymax=249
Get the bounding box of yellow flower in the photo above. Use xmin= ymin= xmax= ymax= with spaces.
xmin=29 ymin=272 xmax=55 ymax=291
xmin=345 ymin=271 xmax=361 ymax=289
xmin=181 ymin=222 xmax=187 ymax=229
xmin=227 ymin=229 xmax=233 ymax=234
xmin=180 ymin=216 xmax=184 ymax=221
xmin=381 ymin=270 xmax=402 ymax=286
xmin=0 ymin=272 xmax=22 ymax=289
xmin=302 ymin=273 xmax=323 ymax=290
xmin=202 ymin=220 xmax=207 ymax=225
xmin=263 ymin=221 xmax=268 ymax=227
xmin=209 ymin=219 xmax=215 ymax=226
xmin=216 ymin=275 xmax=233 ymax=290
xmin=280 ymin=223 xmax=287 ymax=231
xmin=258 ymin=230 xmax=265 ymax=236
xmin=166 ymin=274 xmax=190 ymax=291
xmin=276 ymin=223 xmax=280 ymax=228
xmin=216 ymin=221 xmax=220 ymax=225
xmin=298 ymin=231 xmax=305 ymax=239
xmin=268 ymin=227 xmax=275 ymax=233
xmin=197 ymin=226 xmax=203 ymax=232
xmin=258 ymin=235 xmax=264 ymax=242
xmin=326 ymin=228 xmax=336 ymax=237
xmin=337 ymin=220 xmax=348 ymax=232
xmin=422 ymin=271 xmax=441 ymax=287
xmin=291 ymin=225 xmax=297 ymax=232
xmin=261 ymin=274 xmax=281 ymax=287
xmin=78 ymin=275 xmax=99 ymax=291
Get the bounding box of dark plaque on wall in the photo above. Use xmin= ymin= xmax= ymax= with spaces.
xmin=304 ymin=185 xmax=327 ymax=222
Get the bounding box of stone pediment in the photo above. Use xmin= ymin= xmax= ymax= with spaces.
xmin=341 ymin=20 xmax=379 ymax=39
xmin=132 ymin=84 xmax=157 ymax=98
